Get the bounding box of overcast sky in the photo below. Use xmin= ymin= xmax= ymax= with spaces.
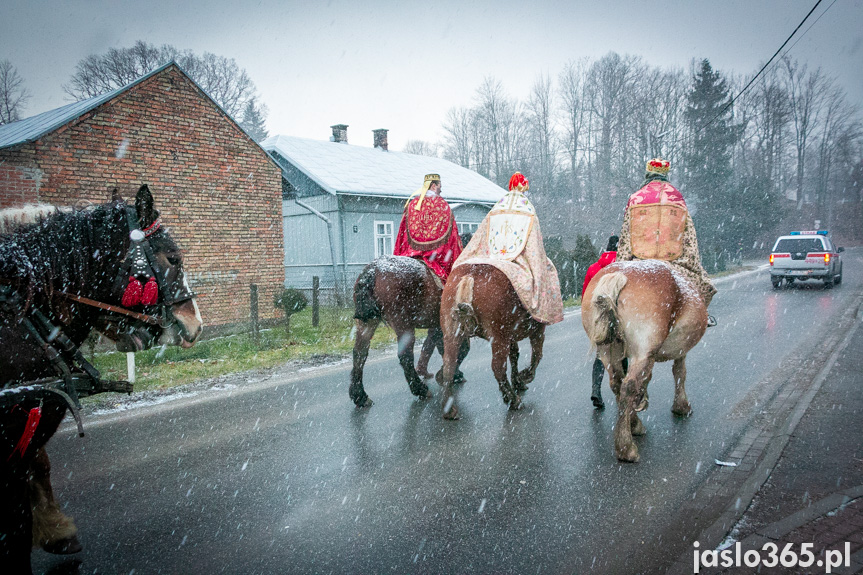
xmin=2 ymin=0 xmax=861 ymax=151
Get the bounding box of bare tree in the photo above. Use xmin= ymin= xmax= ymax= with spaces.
xmin=442 ymin=106 xmax=474 ymax=167
xmin=525 ymin=73 xmax=559 ymax=196
xmin=474 ymin=77 xmax=526 ymax=187
xmin=402 ymin=139 xmax=440 ymax=157
xmin=63 ymin=40 xmax=258 ymax=117
xmin=558 ymin=59 xmax=589 ymax=199
xmin=782 ymin=57 xmax=824 ymax=210
xmin=0 ymin=60 xmax=31 ymax=124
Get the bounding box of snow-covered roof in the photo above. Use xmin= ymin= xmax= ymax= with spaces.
xmin=0 ymin=62 xmax=174 ymax=150
xmin=261 ymin=134 xmax=506 ymax=204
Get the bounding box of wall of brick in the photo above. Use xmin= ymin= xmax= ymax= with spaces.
xmin=0 ymin=65 xmax=284 ymax=329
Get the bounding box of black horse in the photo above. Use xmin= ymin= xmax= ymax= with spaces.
xmin=0 ymin=185 xmax=203 ymax=573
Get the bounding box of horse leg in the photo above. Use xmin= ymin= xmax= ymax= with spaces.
xmin=453 ymin=338 xmax=469 ymax=385
xmin=396 ymin=327 xmax=431 ymax=399
xmin=517 ymin=326 xmax=545 ymax=387
xmin=29 ymin=448 xmax=81 ymax=554
xmin=671 ymin=356 xmax=692 ymax=416
xmin=492 ymin=337 xmax=521 ymax=410
xmin=415 ymin=327 xmax=440 ymax=379
xmin=591 ymin=356 xmax=605 ymax=409
xmin=614 ymin=357 xmax=654 ymax=462
xmin=439 ymin=329 xmax=464 ymax=420
xmin=350 ymin=318 xmax=379 ymax=407
xmin=0 ymin=463 xmax=33 ymax=574
xmin=509 ymin=341 xmax=524 ymax=392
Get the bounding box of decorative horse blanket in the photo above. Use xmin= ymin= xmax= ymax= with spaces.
xmin=454 ymin=192 xmax=563 ymax=325
xmin=394 ymin=195 xmax=463 ymax=282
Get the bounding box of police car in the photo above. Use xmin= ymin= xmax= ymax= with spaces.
xmin=769 ymin=230 xmax=844 ymax=289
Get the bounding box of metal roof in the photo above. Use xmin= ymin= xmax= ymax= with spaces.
xmin=0 ymin=62 xmax=174 ymax=150
xmin=261 ymin=134 xmax=506 ymax=205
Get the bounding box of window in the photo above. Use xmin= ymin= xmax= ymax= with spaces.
xmin=374 ymin=221 xmax=394 ymax=257
xmin=457 ymin=222 xmax=480 ymax=235
xmin=773 ymin=238 xmax=825 ymax=254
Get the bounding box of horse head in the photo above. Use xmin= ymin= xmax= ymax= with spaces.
xmin=95 ymin=185 xmax=203 ymax=352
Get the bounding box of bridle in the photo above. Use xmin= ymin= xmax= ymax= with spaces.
xmin=60 ymin=205 xmax=196 ymax=330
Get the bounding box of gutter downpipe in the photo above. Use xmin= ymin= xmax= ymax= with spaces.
xmin=294 ymin=197 xmax=344 ymax=306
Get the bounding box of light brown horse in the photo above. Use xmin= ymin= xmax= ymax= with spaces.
xmin=581 ymin=260 xmax=708 ymax=462
xmin=437 ymin=264 xmax=546 ymax=419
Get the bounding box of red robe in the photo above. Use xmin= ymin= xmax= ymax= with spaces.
xmin=582 ymin=251 xmax=617 ymax=296
xmin=393 ymin=195 xmax=463 ymax=282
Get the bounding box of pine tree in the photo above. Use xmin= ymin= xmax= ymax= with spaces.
xmin=240 ymin=99 xmax=269 ymax=142
xmin=683 ymin=59 xmax=740 ymax=270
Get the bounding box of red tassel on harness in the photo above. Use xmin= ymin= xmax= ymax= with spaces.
xmin=8 ymin=407 xmax=41 ymax=461
xmin=122 ymin=276 xmax=143 ymax=307
xmin=141 ymin=277 xmax=158 ymax=306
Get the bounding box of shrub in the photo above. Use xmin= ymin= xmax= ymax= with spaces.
xmin=274 ymin=288 xmax=308 ymax=334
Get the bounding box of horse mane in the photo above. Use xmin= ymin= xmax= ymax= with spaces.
xmin=0 ymin=205 xmax=70 ymax=234
xmin=0 ymin=202 xmax=121 ymax=310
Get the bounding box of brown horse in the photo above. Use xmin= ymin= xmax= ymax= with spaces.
xmin=581 ymin=260 xmax=708 ymax=462
xmin=0 ymin=186 xmax=202 ymax=572
xmin=349 ymin=255 xmax=466 ymax=408
xmin=437 ymin=264 xmax=546 ymax=420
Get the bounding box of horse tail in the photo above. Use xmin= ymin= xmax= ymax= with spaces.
xmin=590 ymin=272 xmax=627 ymax=345
xmin=353 ymin=264 xmax=381 ymax=321
xmin=453 ymin=275 xmax=478 ymax=337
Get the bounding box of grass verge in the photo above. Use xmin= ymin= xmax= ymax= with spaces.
xmin=92 ymin=307 xmax=397 ymax=392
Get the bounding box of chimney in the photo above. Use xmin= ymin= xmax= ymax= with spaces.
xmin=373 ymin=129 xmax=389 ymax=151
xmin=330 ymin=124 xmax=349 ymax=144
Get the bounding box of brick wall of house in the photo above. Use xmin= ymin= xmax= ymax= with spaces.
xmin=0 ymin=65 xmax=284 ymax=329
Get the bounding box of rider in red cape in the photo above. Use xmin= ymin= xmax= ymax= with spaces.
xmin=617 ymin=158 xmax=717 ymax=325
xmin=582 ymin=235 xmax=619 ymax=298
xmin=393 ymin=173 xmax=463 ymax=283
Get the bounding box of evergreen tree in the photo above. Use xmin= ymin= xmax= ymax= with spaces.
xmin=240 ymin=98 xmax=269 ymax=142
xmin=683 ymin=59 xmax=740 ymax=270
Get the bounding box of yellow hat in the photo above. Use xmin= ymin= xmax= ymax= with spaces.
xmin=413 ymin=173 xmax=441 ymax=211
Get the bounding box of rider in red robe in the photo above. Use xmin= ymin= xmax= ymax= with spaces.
xmin=393 ymin=173 xmax=463 ymax=283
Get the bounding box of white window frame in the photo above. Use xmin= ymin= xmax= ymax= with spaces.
xmin=374 ymin=220 xmax=394 ymax=258
xmin=457 ymin=221 xmax=481 ymax=235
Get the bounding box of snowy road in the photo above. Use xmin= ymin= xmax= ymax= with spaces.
xmin=33 ymin=250 xmax=863 ymax=574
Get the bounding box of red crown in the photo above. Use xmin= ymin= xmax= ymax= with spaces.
xmin=508 ymin=172 xmax=529 ymax=192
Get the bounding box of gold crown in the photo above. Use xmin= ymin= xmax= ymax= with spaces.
xmin=424 ymin=173 xmax=441 ymax=183
xmin=646 ymin=159 xmax=670 ymax=174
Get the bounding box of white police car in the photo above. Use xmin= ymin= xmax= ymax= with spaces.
xmin=769 ymin=230 xmax=844 ymax=289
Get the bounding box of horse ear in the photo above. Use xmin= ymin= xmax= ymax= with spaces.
xmin=135 ymin=184 xmax=157 ymax=227
xmin=110 ymin=188 xmax=124 ymax=202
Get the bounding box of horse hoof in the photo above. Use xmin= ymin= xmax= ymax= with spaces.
xmin=453 ymin=370 xmax=467 ymax=385
xmin=616 ymin=446 xmax=640 ymax=463
xmin=43 ymin=535 xmax=83 ymax=555
xmin=416 ymin=369 xmax=433 ymax=379
xmin=508 ymin=396 xmax=524 ymax=411
xmin=353 ymin=396 xmax=373 ymax=408
xmin=672 ymin=403 xmax=692 ymax=417
xmin=517 ymin=369 xmax=535 ymax=385
xmin=413 ymin=385 xmax=432 ymax=399
xmin=635 ymin=396 xmax=649 ymax=412
xmin=591 ymin=395 xmax=605 ymax=409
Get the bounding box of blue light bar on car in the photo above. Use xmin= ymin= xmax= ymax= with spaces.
xmin=789 ymin=230 xmax=828 ymax=236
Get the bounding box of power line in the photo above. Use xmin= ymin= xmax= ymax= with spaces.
xmin=694 ymin=0 xmax=826 ymax=136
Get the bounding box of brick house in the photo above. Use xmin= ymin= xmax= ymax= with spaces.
xmin=0 ymin=62 xmax=283 ymax=331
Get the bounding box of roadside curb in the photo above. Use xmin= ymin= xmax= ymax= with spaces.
xmin=665 ymin=289 xmax=863 ymax=575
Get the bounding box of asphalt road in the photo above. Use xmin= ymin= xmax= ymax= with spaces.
xmin=33 ymin=249 xmax=863 ymax=575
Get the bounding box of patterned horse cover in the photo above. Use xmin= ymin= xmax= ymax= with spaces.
xmin=455 ymin=195 xmax=563 ymax=325
xmin=487 ymin=192 xmax=536 ymax=261
xmin=406 ymin=195 xmax=453 ymax=251
xmin=627 ymin=181 xmax=688 ymax=261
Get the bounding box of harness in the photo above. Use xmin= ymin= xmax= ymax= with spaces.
xmin=0 ymin=205 xmax=195 ymax=453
